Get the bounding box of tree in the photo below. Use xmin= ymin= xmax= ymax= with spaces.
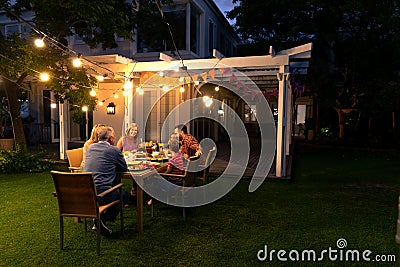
xmin=0 ymin=0 xmax=171 ymax=150
xmin=228 ymin=0 xmax=400 ymax=144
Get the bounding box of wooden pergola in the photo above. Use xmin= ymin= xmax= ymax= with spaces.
xmin=63 ymin=43 xmax=312 ymax=179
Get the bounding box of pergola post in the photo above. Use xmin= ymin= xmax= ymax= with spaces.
xmin=58 ymin=101 xmax=68 ymax=160
xmin=276 ymin=66 xmax=289 ymax=177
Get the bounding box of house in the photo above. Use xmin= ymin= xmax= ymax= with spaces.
xmin=1 ymin=1 xmax=312 ymax=178
xmin=0 ymin=0 xmax=240 ymax=145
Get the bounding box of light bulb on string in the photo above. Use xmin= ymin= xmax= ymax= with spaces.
xmin=136 ymin=87 xmax=144 ymax=95
xmin=179 ymin=86 xmax=185 ymax=93
xmin=81 ymin=105 xmax=88 ymax=112
xmin=195 ymin=80 xmax=200 ymax=86
xmin=89 ymin=87 xmax=96 ymax=97
xmin=215 ymin=86 xmax=220 ymax=92
xmin=40 ymin=72 xmax=50 ymax=82
xmin=98 ymin=101 xmax=104 ymax=106
xmin=123 ymin=79 xmax=133 ymax=90
xmin=72 ymin=54 xmax=82 ymax=67
xmin=113 ymin=92 xmax=119 ymax=99
xmin=50 ymin=102 xmax=57 ymax=109
xmin=97 ymin=75 xmax=105 ymax=82
xmin=34 ymin=38 xmax=45 ymax=48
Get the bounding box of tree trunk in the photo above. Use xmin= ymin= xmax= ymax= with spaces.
xmin=336 ymin=109 xmax=346 ymax=140
xmin=3 ymin=74 xmax=27 ymax=151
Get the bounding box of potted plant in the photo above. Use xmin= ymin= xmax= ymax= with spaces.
xmin=0 ymin=97 xmax=15 ymax=150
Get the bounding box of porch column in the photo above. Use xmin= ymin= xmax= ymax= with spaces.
xmin=59 ymin=101 xmax=68 ymax=160
xmin=276 ymin=66 xmax=289 ymax=177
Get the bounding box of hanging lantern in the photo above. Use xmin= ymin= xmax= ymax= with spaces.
xmin=106 ymin=102 xmax=116 ymax=115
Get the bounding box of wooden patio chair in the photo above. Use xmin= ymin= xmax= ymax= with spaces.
xmin=152 ymin=156 xmax=200 ymax=220
xmin=196 ymin=146 xmax=216 ymax=185
xmin=50 ymin=171 xmax=124 ymax=256
xmin=66 ymin=147 xmax=83 ymax=172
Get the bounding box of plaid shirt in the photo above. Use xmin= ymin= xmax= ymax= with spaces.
xmin=168 ymin=151 xmax=185 ymax=175
xmin=180 ymin=134 xmax=200 ymax=157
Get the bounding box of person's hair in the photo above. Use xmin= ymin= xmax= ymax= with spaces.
xmin=98 ymin=126 xmax=114 ymax=141
xmin=125 ymin=123 xmax=139 ymax=137
xmin=175 ymin=124 xmax=187 ymax=134
xmin=89 ymin=124 xmax=105 ymax=142
xmin=169 ymin=139 xmax=180 ymax=153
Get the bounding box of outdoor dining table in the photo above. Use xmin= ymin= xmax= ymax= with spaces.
xmin=117 ymin=161 xmax=166 ymax=233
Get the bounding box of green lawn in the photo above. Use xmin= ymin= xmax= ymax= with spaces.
xmin=0 ymin=144 xmax=399 ymax=266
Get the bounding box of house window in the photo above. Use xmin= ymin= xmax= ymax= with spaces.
xmin=208 ymin=21 xmax=215 ymax=56
xmin=244 ymin=104 xmax=257 ymax=122
xmin=190 ymin=4 xmax=200 ymax=55
xmin=5 ymin=24 xmax=22 ymax=36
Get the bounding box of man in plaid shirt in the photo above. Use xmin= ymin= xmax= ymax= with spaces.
xmin=174 ymin=124 xmax=202 ymax=159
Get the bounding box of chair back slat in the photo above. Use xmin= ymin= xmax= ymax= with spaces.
xmin=185 ymin=156 xmax=201 ymax=186
xmin=66 ymin=147 xmax=83 ymax=168
xmin=51 ymin=171 xmax=98 ymax=218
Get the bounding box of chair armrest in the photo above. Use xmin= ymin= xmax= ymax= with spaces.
xmin=159 ymin=173 xmax=185 ymax=179
xmin=97 ymin=183 xmax=124 ymax=198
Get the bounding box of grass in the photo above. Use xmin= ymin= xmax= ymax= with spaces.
xmin=1 ymin=144 xmax=400 ymax=266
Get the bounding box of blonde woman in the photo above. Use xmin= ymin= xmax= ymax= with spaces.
xmin=80 ymin=124 xmax=105 ymax=167
xmin=117 ymin=123 xmax=140 ymax=153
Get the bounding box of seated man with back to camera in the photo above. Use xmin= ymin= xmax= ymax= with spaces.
xmin=83 ymin=125 xmax=129 ymax=236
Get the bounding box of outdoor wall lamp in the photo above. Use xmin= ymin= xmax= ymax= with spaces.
xmin=106 ymin=102 xmax=116 ymax=115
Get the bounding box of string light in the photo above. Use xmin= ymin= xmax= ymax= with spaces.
xmin=179 ymin=86 xmax=185 ymax=93
xmin=97 ymin=75 xmax=105 ymax=82
xmin=123 ymin=79 xmax=133 ymax=90
xmin=72 ymin=55 xmax=82 ymax=67
xmin=113 ymin=92 xmax=119 ymax=99
xmin=34 ymin=38 xmax=45 ymax=48
xmin=98 ymin=101 xmax=104 ymax=106
xmin=89 ymin=87 xmax=96 ymax=97
xmin=215 ymin=86 xmax=220 ymax=92
xmin=50 ymin=102 xmax=57 ymax=109
xmin=40 ymin=72 xmax=50 ymax=82
xmin=81 ymin=105 xmax=88 ymax=112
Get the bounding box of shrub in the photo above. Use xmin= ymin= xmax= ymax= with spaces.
xmin=0 ymin=145 xmax=51 ymax=173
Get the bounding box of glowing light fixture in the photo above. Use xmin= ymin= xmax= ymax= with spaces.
xmin=81 ymin=105 xmax=88 ymax=112
xmin=106 ymin=102 xmax=116 ymax=115
xmin=203 ymin=96 xmax=213 ymax=107
xmin=162 ymin=85 xmax=169 ymax=91
xmin=40 ymin=72 xmax=50 ymax=82
xmin=34 ymin=38 xmax=45 ymax=48
xmin=50 ymin=103 xmax=57 ymax=109
xmin=72 ymin=54 xmax=82 ymax=67
xmin=123 ymin=79 xmax=133 ymax=90
xmin=113 ymin=92 xmax=119 ymax=99
xmin=195 ymin=80 xmax=200 ymax=86
xmin=98 ymin=101 xmax=104 ymax=106
xmin=215 ymin=86 xmax=220 ymax=92
xmin=89 ymin=87 xmax=96 ymax=97
xmin=97 ymin=75 xmax=104 ymax=82
xmin=136 ymin=87 xmax=144 ymax=95
xmin=179 ymin=86 xmax=185 ymax=93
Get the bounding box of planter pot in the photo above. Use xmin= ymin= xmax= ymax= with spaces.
xmin=0 ymin=139 xmax=14 ymax=150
